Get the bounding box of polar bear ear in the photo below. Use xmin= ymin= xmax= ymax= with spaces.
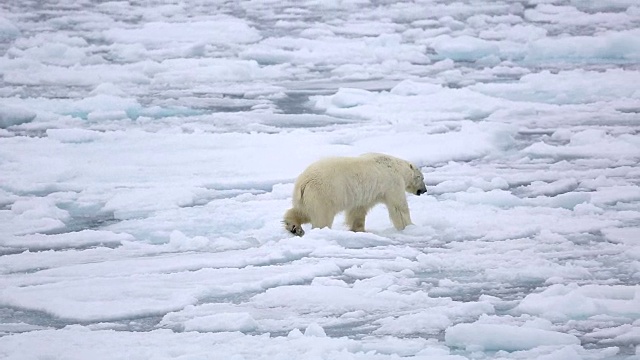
xmin=409 ymin=163 xmax=415 ymax=170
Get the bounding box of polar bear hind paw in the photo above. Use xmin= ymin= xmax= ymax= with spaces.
xmin=285 ymin=221 xmax=305 ymax=237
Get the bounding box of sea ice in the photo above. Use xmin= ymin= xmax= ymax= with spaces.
xmin=0 ymin=0 xmax=638 ymax=359
xmin=0 ymin=105 xmax=36 ymax=128
xmin=445 ymin=323 xmax=580 ymax=351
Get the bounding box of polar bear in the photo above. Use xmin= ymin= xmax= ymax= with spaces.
xmin=283 ymin=153 xmax=427 ymax=236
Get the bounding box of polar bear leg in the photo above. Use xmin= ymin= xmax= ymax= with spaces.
xmin=309 ymin=208 xmax=335 ymax=229
xmin=384 ymin=193 xmax=412 ymax=230
xmin=346 ymin=206 xmax=369 ymax=232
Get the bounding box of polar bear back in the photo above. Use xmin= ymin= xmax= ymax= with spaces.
xmin=294 ymin=153 xmax=410 ymax=211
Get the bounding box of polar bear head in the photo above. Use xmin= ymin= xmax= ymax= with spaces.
xmin=406 ymin=163 xmax=427 ymax=196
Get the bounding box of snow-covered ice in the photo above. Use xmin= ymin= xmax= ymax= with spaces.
xmin=0 ymin=0 xmax=639 ymax=359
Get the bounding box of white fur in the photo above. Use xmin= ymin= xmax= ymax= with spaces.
xmin=283 ymin=153 xmax=426 ymax=236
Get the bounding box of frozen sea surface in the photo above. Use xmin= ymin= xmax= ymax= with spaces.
xmin=1 ymin=0 xmax=639 ymax=359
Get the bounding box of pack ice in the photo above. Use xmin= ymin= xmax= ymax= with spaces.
xmin=0 ymin=1 xmax=639 ymax=359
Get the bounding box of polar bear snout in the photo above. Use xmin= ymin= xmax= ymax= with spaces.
xmin=413 ymin=180 xmax=427 ymax=196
